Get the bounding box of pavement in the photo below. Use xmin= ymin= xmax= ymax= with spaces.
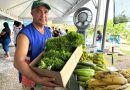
xmin=0 ymin=46 xmax=22 ymax=90
xmin=0 ymin=46 xmax=15 ymax=72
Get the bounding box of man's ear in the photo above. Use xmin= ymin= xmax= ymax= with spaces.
xmin=31 ymin=11 xmax=33 ymax=16
xmin=31 ymin=10 xmax=35 ymax=16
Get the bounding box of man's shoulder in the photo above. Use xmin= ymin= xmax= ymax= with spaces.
xmin=44 ymin=26 xmax=49 ymax=30
xmin=20 ymin=24 xmax=33 ymax=32
xmin=44 ymin=26 xmax=51 ymax=33
xmin=22 ymin=23 xmax=32 ymax=30
xmin=18 ymin=24 xmax=32 ymax=35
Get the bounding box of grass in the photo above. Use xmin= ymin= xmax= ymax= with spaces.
xmin=119 ymin=44 xmax=130 ymax=55
xmin=120 ymin=48 xmax=130 ymax=55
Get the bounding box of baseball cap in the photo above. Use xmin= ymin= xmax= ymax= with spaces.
xmin=31 ymin=0 xmax=51 ymax=10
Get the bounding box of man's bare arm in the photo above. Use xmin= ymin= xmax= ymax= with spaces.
xmin=14 ymin=33 xmax=41 ymax=82
xmin=14 ymin=33 xmax=59 ymax=87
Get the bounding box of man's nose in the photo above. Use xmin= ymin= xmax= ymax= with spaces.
xmin=41 ymin=13 xmax=46 ymax=17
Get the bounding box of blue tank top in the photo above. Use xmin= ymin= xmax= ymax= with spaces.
xmin=19 ymin=24 xmax=52 ymax=61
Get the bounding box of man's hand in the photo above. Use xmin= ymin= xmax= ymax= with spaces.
xmin=39 ymin=77 xmax=60 ymax=87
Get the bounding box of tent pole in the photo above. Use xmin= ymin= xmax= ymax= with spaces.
xmin=101 ymin=0 xmax=110 ymax=50
xmin=92 ymin=0 xmax=101 ymax=48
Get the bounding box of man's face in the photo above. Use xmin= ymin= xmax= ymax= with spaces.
xmin=31 ymin=6 xmax=49 ymax=26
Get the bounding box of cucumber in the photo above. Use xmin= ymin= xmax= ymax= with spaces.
xmin=78 ymin=61 xmax=96 ymax=68
xmin=78 ymin=76 xmax=91 ymax=81
xmin=76 ymin=65 xmax=92 ymax=69
xmin=74 ymin=69 xmax=95 ymax=77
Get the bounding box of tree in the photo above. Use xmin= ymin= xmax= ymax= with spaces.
xmin=106 ymin=20 xmax=128 ymax=39
xmin=114 ymin=11 xmax=129 ymax=24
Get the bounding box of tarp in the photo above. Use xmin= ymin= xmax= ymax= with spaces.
xmin=0 ymin=0 xmax=90 ymax=21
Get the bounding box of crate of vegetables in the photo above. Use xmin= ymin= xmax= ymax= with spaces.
xmin=30 ymin=32 xmax=84 ymax=87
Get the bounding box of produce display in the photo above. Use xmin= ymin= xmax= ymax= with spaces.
xmin=38 ymin=32 xmax=84 ymax=71
xmin=74 ymin=50 xmax=107 ymax=89
xmin=87 ymin=71 xmax=130 ymax=90
xmin=79 ymin=51 xmax=107 ymax=71
xmin=35 ymin=31 xmax=130 ymax=90
xmin=117 ymin=69 xmax=130 ymax=83
xmin=75 ymin=49 xmax=130 ymax=90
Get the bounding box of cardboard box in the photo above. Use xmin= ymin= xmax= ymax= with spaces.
xmin=30 ymin=45 xmax=83 ymax=87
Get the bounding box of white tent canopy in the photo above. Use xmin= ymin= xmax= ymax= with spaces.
xmin=0 ymin=0 xmax=90 ymax=21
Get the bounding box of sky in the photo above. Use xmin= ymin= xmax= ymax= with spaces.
xmin=115 ymin=0 xmax=130 ymax=20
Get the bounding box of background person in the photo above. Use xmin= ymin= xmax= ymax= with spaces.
xmin=13 ymin=21 xmax=22 ymax=46
xmin=96 ymin=30 xmax=102 ymax=50
xmin=96 ymin=30 xmax=102 ymax=42
xmin=53 ymin=27 xmax=60 ymax=37
xmin=0 ymin=22 xmax=11 ymax=59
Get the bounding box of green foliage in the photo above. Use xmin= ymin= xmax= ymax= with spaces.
xmin=82 ymin=45 xmax=87 ymax=51
xmin=46 ymin=31 xmax=84 ymax=52
xmin=46 ymin=36 xmax=71 ymax=51
xmin=38 ymin=61 xmax=47 ymax=69
xmin=41 ymin=57 xmax=65 ymax=71
xmin=87 ymin=27 xmax=94 ymax=38
xmin=86 ymin=20 xmax=129 ymax=43
xmin=67 ymin=26 xmax=77 ymax=31
xmin=114 ymin=12 xmax=128 ymax=24
xmin=43 ymin=50 xmax=72 ymax=62
xmin=106 ymin=20 xmax=128 ymax=40
xmin=127 ymin=31 xmax=130 ymax=44
xmin=86 ymin=26 xmax=103 ymax=38
xmin=38 ymin=31 xmax=84 ymax=71
xmin=65 ymin=32 xmax=84 ymax=47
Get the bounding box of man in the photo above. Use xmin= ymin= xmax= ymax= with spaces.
xmin=14 ymin=0 xmax=59 ymax=89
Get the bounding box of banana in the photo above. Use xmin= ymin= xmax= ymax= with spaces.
xmin=114 ymin=83 xmax=130 ymax=90
xmin=94 ymin=66 xmax=106 ymax=71
xmin=102 ymin=75 xmax=127 ymax=85
xmin=96 ymin=64 xmax=106 ymax=68
xmin=124 ymin=86 xmax=130 ymax=90
xmin=94 ymin=71 xmax=128 ymax=85
xmin=117 ymin=69 xmax=130 ymax=78
xmin=117 ymin=70 xmax=130 ymax=83
xmin=93 ymin=71 xmax=106 ymax=79
xmin=126 ymin=78 xmax=130 ymax=83
xmin=88 ymin=87 xmax=105 ymax=90
xmin=87 ymin=78 xmax=108 ymax=86
xmin=103 ymin=85 xmax=122 ymax=90
xmin=93 ymin=60 xmax=104 ymax=65
xmin=89 ymin=85 xmax=121 ymax=90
